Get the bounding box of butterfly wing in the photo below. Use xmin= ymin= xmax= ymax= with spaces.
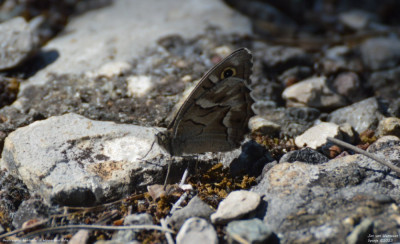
xmin=165 ymin=48 xmax=253 ymax=156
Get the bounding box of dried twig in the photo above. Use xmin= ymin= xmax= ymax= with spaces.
xmin=0 ymin=224 xmax=174 ymax=239
xmin=327 ymin=137 xmax=400 ymax=175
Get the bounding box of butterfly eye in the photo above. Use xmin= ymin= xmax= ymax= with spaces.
xmin=220 ymin=67 xmax=237 ymax=79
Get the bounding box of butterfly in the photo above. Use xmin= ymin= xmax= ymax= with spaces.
xmin=157 ymin=48 xmax=254 ymax=156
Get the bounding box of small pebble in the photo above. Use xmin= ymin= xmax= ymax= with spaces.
xmin=295 ymin=122 xmax=341 ymax=149
xmin=126 ymin=75 xmax=153 ymax=97
xmin=168 ymin=196 xmax=215 ymax=229
xmin=377 ymin=117 xmax=400 ymax=137
xmin=176 ymin=217 xmax=218 ymax=244
xmin=91 ymin=61 xmax=132 ymax=78
xmin=0 ymin=17 xmax=39 ymax=70
xmin=211 ymin=190 xmax=261 ymax=224
xmin=226 ymin=218 xmax=273 ymax=244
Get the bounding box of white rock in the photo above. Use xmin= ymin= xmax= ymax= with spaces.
xmin=0 ymin=113 xmax=166 ymax=206
xmin=295 ymin=122 xmax=342 ymax=149
xmin=211 ymin=190 xmax=261 ymax=224
xmin=126 ymin=75 xmax=153 ymax=97
xmin=176 ymin=217 xmax=217 ymax=244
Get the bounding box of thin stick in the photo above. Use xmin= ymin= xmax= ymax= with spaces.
xmin=160 ymin=219 xmax=174 ymax=244
xmin=327 ymin=137 xmax=400 ymax=175
xmin=0 ymin=224 xmax=174 ymax=239
xmin=170 ymin=192 xmax=188 ymax=215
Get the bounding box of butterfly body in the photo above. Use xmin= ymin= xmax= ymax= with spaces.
xmin=157 ymin=48 xmax=253 ymax=156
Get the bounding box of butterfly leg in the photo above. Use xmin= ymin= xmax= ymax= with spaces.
xmin=163 ymin=160 xmax=172 ymax=190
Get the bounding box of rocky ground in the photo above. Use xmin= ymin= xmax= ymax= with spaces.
xmin=1 ymin=0 xmax=400 ymax=243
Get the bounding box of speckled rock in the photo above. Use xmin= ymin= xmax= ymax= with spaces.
xmin=279 ymin=147 xmax=329 ymax=164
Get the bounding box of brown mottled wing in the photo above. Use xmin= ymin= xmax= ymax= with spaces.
xmin=167 ymin=48 xmax=253 ymax=155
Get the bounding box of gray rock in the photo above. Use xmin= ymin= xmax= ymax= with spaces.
xmin=360 ymin=37 xmax=400 ymax=70
xmin=282 ymin=76 xmax=347 ymax=109
xmin=295 ymin=122 xmax=342 ymax=149
xmin=368 ymin=66 xmax=400 ymax=100
xmin=332 ymin=72 xmax=364 ymax=103
xmin=346 ymin=219 xmax=374 ymax=244
xmin=322 ymin=46 xmax=363 ymax=74
xmin=176 ymin=217 xmax=217 ymax=244
xmin=168 ymin=196 xmax=215 ymax=230
xmin=0 ymin=16 xmax=39 ymax=70
xmin=0 ymin=113 xmax=167 ymax=206
xmin=211 ymin=190 xmax=261 ymax=224
xmin=12 ymin=198 xmax=50 ymax=229
xmin=226 ymin=218 xmax=273 ymax=244
xmin=279 ymin=147 xmax=329 ymax=164
xmin=328 ymin=97 xmax=385 ymax=133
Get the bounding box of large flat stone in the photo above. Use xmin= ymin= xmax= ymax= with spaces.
xmin=0 ymin=113 xmax=166 ymax=206
xmin=23 ymin=0 xmax=251 ymax=90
